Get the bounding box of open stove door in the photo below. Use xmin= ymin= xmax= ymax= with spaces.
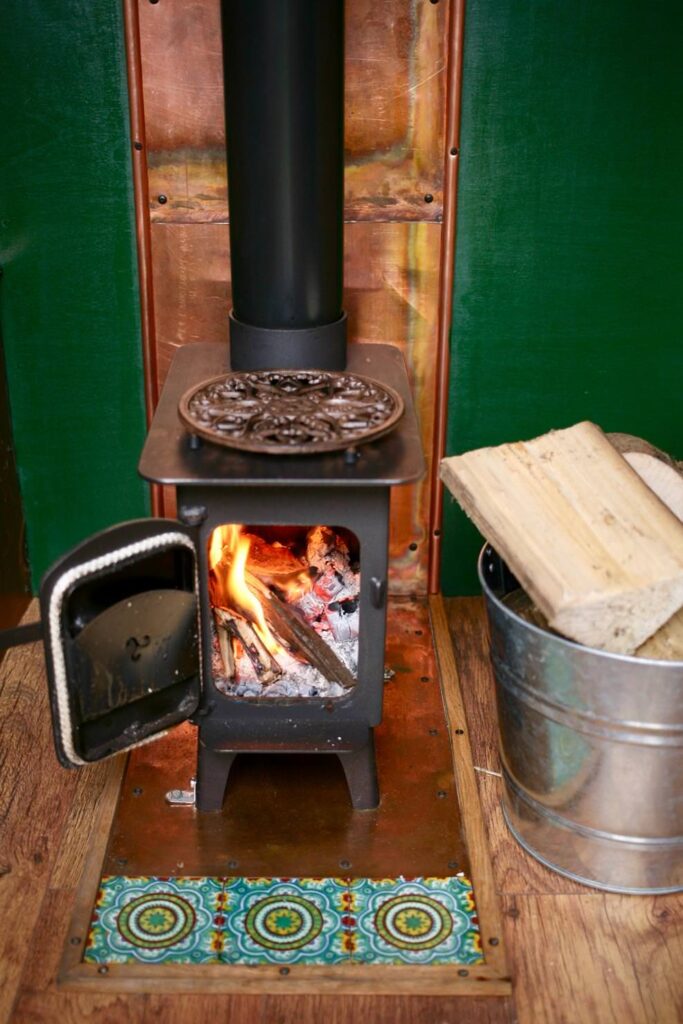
xmin=39 ymin=519 xmax=201 ymax=768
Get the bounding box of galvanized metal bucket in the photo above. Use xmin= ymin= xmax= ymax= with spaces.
xmin=479 ymin=546 xmax=683 ymax=894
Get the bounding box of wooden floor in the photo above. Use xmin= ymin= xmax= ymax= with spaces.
xmin=1 ymin=598 xmax=681 ymax=1023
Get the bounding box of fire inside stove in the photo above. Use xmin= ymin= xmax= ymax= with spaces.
xmin=208 ymin=524 xmax=360 ymax=700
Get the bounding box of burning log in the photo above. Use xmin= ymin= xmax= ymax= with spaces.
xmin=213 ymin=608 xmax=235 ymax=677
xmin=306 ymin=525 xmax=349 ymax=574
xmin=213 ymin=607 xmax=282 ymax=683
xmin=266 ymin=594 xmax=355 ymax=690
xmin=213 ymin=574 xmax=355 ymax=690
xmin=241 ymin=534 xmax=307 ymax=580
xmin=245 ymin=570 xmax=356 ymax=690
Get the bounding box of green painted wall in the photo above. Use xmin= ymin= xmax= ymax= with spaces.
xmin=442 ymin=0 xmax=683 ymax=595
xmin=0 ymin=1 xmax=149 ymax=590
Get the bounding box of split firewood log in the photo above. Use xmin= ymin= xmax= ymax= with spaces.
xmin=500 ymin=435 xmax=683 ymax=661
xmin=502 ymin=589 xmax=553 ymax=632
xmin=607 ymin=433 xmax=683 ymax=523
xmin=241 ymin=534 xmax=307 ymax=580
xmin=213 ymin=608 xmax=235 ymax=678
xmin=606 ymin=435 xmax=683 ymax=661
xmin=213 ymin=607 xmax=282 ymax=683
xmin=504 ymin=586 xmax=683 ymax=660
xmin=213 ymin=573 xmax=355 ymax=690
xmin=245 ymin=570 xmax=355 ymax=690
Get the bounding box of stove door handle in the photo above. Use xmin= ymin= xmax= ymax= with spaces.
xmin=0 ymin=620 xmax=44 ymax=651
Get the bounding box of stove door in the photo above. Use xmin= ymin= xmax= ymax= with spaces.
xmin=39 ymin=519 xmax=200 ymax=768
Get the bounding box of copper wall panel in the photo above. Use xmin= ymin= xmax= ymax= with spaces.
xmin=428 ymin=0 xmax=466 ymax=591
xmin=345 ymin=222 xmax=440 ymax=592
xmin=139 ymin=0 xmax=225 ymax=150
xmin=139 ymin=0 xmax=449 ymax=593
xmin=139 ymin=0 xmax=446 ymax=223
xmin=151 ymin=224 xmax=231 ymax=386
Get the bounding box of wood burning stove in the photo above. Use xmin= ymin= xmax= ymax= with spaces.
xmin=0 ymin=0 xmax=425 ymax=813
xmin=15 ymin=338 xmax=422 ymax=814
xmin=140 ymin=340 xmax=422 ymax=811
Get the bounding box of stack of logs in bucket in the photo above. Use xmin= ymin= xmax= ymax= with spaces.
xmin=441 ymin=422 xmax=683 ymax=658
xmin=440 ymin=422 xmax=683 ymax=894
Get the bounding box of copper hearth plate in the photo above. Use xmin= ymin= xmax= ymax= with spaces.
xmin=178 ymin=368 xmax=405 ymax=454
xmin=104 ymin=599 xmax=464 ymax=878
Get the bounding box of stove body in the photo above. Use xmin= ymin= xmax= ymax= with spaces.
xmin=139 ymin=340 xmax=423 ymax=811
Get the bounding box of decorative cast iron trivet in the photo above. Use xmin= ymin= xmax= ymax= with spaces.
xmin=178 ymin=370 xmax=405 ymax=454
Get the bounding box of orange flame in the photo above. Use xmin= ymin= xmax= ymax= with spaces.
xmin=208 ymin=524 xmax=282 ymax=656
xmin=278 ymin=573 xmax=312 ymax=601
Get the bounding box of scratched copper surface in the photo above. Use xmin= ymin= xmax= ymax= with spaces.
xmin=104 ymin=598 xmax=469 ymax=879
xmin=139 ymin=0 xmax=446 ymax=223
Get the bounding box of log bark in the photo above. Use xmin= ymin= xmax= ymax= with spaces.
xmin=264 ymin=590 xmax=355 ymax=690
xmin=213 ymin=609 xmax=235 ymax=678
xmin=214 ymin=607 xmax=281 ymax=683
xmin=440 ymin=421 xmax=683 ymax=654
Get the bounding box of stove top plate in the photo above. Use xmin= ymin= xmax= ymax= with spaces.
xmin=139 ymin=343 xmax=425 ymax=488
xmin=177 ymin=369 xmax=404 ymax=455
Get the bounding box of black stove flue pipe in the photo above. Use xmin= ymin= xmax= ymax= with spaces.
xmin=221 ymin=0 xmax=347 ymax=371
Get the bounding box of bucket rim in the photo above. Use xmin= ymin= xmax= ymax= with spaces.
xmin=477 ymin=545 xmax=683 ymax=671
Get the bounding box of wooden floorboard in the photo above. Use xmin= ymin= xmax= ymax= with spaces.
xmin=2 ymin=598 xmax=681 ymax=1022
xmin=0 ymin=606 xmax=79 ymax=1023
xmin=0 ymin=595 xmax=30 ymax=632
xmin=449 ymin=597 xmax=683 ymax=1024
xmin=501 ymin=892 xmax=682 ymax=1024
xmin=257 ymin=995 xmax=514 ymax=1024
xmin=11 ymin=992 xmax=149 ymax=1024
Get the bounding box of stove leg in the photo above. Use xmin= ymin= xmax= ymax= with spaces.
xmin=196 ymin=744 xmax=237 ymax=812
xmin=338 ymin=734 xmax=379 ymax=810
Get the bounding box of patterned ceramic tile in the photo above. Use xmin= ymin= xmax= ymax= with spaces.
xmin=84 ymin=876 xmax=224 ymax=964
xmin=350 ymin=876 xmax=483 ymax=965
xmin=222 ymin=877 xmax=348 ymax=965
xmin=83 ymin=875 xmax=482 ymax=967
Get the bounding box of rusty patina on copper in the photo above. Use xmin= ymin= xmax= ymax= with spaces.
xmin=178 ymin=369 xmax=404 ymax=455
xmin=105 ymin=598 xmax=469 ymax=879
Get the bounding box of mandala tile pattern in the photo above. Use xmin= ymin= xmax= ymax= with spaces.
xmin=352 ymin=876 xmax=482 ymax=965
xmin=85 ymin=876 xmax=223 ymax=964
xmin=84 ymin=875 xmax=483 ymax=967
xmin=222 ymin=877 xmax=348 ymax=965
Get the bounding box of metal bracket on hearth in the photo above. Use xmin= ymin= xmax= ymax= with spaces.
xmin=165 ymin=777 xmax=196 ymax=807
